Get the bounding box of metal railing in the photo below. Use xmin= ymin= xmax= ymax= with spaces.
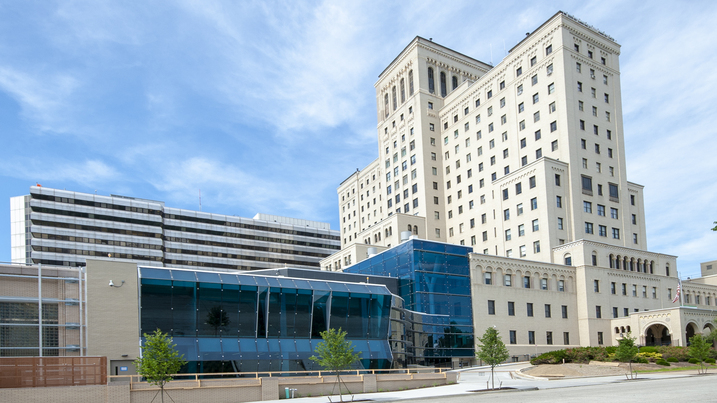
xmin=109 ymin=367 xmax=449 ymax=390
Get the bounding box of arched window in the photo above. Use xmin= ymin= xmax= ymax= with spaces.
xmin=392 ymin=86 xmax=397 ymax=111
xmin=384 ymin=93 xmax=389 ymax=118
xmin=615 ymin=327 xmax=620 ymax=334
xmin=408 ymin=70 xmax=414 ymax=95
xmin=627 ymin=326 xmax=631 ymax=332
xmin=408 ymin=224 xmax=412 ymax=231
xmin=388 ymin=226 xmax=392 ymax=236
xmin=413 ymin=225 xmax=418 ymax=235
xmin=385 ymin=229 xmax=389 ymax=237
xmin=452 ymin=75 xmax=458 ymax=90
xmin=440 ymin=71 xmax=447 ymax=97
xmin=484 ymin=272 xmax=493 ymax=285
xmin=564 ymin=253 xmax=572 ymax=266
xmin=427 ymin=67 xmax=435 ymax=94
xmin=591 ymin=252 xmax=598 ymax=266
xmin=609 ymin=254 xmax=615 ymax=269
xmin=400 ymin=78 xmax=406 ymax=103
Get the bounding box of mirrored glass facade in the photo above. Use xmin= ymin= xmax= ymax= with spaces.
xmin=139 ymin=268 xmax=393 ymax=373
xmin=345 ymin=240 xmax=474 ymax=366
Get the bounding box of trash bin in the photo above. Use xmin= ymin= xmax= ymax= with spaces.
xmin=285 ymin=387 xmax=290 ymax=399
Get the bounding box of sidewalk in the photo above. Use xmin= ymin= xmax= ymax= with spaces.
xmin=259 ymin=363 xmax=703 ymax=403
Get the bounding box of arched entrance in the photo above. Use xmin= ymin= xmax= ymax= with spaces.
xmin=644 ymin=324 xmax=671 ymax=346
xmin=686 ymin=323 xmax=698 ymax=345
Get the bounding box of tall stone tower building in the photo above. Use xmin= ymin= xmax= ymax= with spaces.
xmin=332 ymin=12 xmax=647 ymax=268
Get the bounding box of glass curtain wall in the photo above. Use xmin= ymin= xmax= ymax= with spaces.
xmin=139 ymin=268 xmax=393 ymax=373
xmin=345 ymin=240 xmax=474 ymax=367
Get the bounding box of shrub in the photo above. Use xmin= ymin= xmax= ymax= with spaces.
xmin=531 ymin=349 xmax=567 ymax=365
xmin=688 ymin=358 xmax=700 ymax=364
xmin=666 ymin=357 xmax=678 ymax=363
xmin=656 ymin=359 xmax=670 ymax=366
xmin=565 ymin=346 xmax=610 ymax=363
xmin=657 ymin=346 xmax=690 ymax=362
xmin=705 ymin=358 xmax=716 ymax=364
xmin=633 ymin=356 xmax=649 ymax=364
xmin=604 ymin=346 xmax=617 ymax=355
xmin=639 ymin=346 xmax=658 ymax=354
xmin=636 ymin=352 xmax=662 ymax=362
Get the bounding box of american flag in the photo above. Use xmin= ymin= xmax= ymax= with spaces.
xmin=671 ymin=279 xmax=681 ymax=304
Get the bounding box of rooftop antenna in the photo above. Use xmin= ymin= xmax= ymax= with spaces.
xmin=199 ymin=189 xmax=202 ymax=211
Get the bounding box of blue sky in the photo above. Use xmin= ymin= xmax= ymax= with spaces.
xmin=1 ymin=1 xmax=715 ymax=278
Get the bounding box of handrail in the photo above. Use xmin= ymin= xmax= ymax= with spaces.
xmin=108 ymin=366 xmax=449 ymax=387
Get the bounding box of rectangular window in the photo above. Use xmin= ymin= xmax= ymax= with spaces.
xmin=531 ymin=197 xmax=538 ymax=210
xmin=533 ymin=240 xmax=540 ymax=253
xmin=532 ymin=219 xmax=539 ymax=232
xmin=613 ymin=307 xmax=618 ymax=318
xmin=504 ymin=274 xmax=511 ymax=287
xmin=488 ymin=300 xmax=495 ymax=315
xmin=545 ymin=304 xmax=551 ymax=318
xmin=529 ymin=331 xmax=536 ymax=345
xmin=508 ymin=301 xmax=515 ymax=316
xmin=524 ymin=277 xmax=531 ymax=289
xmin=594 ymin=280 xmax=600 ymax=292
xmin=527 ymin=302 xmax=533 ymax=317
xmin=556 ymin=196 xmax=562 ymax=208
xmin=547 ymin=331 xmax=553 ymax=345
xmin=564 ymin=332 xmax=570 ymax=345
xmin=598 ymin=332 xmax=604 ymax=345
xmin=596 ymin=306 xmax=602 ymax=319
xmin=510 ymin=330 xmax=517 ymax=345
xmin=611 ymin=282 xmax=616 ymax=295
xmin=562 ymin=305 xmax=568 ymax=319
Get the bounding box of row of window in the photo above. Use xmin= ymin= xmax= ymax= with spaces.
xmin=383 ymin=70 xmax=414 ymax=118
xmin=483 ymin=273 xmax=566 ymax=291
xmin=488 ymin=301 xmax=568 ymax=319
xmin=508 ymin=330 xmax=570 ymax=346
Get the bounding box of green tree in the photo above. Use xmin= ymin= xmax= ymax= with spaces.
xmin=310 ymin=328 xmax=361 ymax=402
xmin=689 ymin=334 xmax=711 ymax=374
xmin=134 ymin=330 xmax=187 ymax=403
xmin=615 ymin=332 xmax=638 ymax=379
xmin=476 ymin=327 xmax=510 ymax=389
xmin=712 ymin=221 xmax=717 ymax=231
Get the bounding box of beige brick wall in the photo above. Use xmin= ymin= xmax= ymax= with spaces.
xmin=86 ymin=259 xmax=140 ymax=373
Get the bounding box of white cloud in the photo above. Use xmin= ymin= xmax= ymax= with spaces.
xmin=0 ymin=67 xmax=79 ymax=133
xmin=0 ymin=159 xmax=120 ymax=187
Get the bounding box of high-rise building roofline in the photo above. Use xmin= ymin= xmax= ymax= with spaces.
xmin=377 ymin=36 xmax=492 ymax=80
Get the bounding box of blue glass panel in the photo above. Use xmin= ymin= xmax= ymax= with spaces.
xmin=198 ymin=338 xmax=222 ymax=360
xmin=445 ymin=243 xmax=472 ymax=255
xmin=292 ymin=279 xmax=312 ymax=290
xmin=140 ymin=267 xmax=171 ymax=280
xmin=327 ymin=282 xmax=349 ymax=292
xmin=295 ymin=339 xmax=311 ymax=353
xmin=277 ymin=278 xmax=296 ymax=288
xmin=171 ymin=270 xmax=197 ymax=281
xmin=366 ymin=285 xmax=391 ymax=295
xmin=172 ymin=337 xmax=198 ymax=360
xmin=172 ymin=281 xmax=196 ymax=337
xmin=239 ymin=338 xmax=257 ymax=353
xmin=309 ymin=281 xmax=332 ymax=291
xmin=196 ymin=272 xmax=221 ymax=283
xmin=237 ymin=275 xmax=257 ymax=286
xmin=280 ymin=340 xmax=296 ymax=353
xmin=252 ymin=277 xmax=269 ymax=287
xmin=219 ymin=274 xmax=239 ymax=284
xmin=222 ymin=338 xmax=240 ymax=353
xmin=415 ymin=240 xmax=445 ymax=253
xmin=345 ymin=283 xmax=370 ymax=293
xmin=264 ymin=277 xmax=281 ymax=288
xmin=140 ymin=279 xmax=172 ymax=334
xmin=268 ymin=339 xmax=280 ymax=358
